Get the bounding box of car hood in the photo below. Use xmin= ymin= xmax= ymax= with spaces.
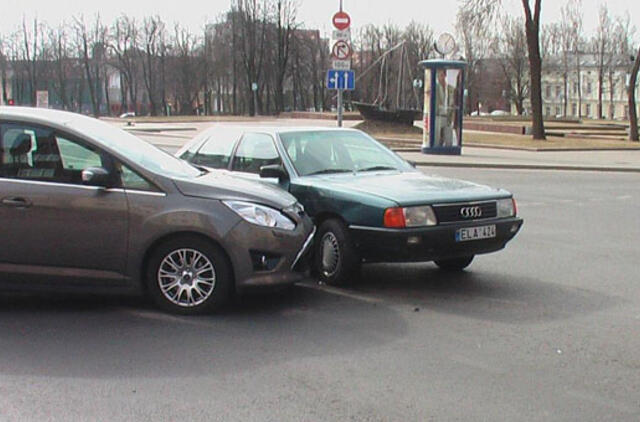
xmin=302 ymin=171 xmax=510 ymax=206
xmin=174 ymin=171 xmax=296 ymax=209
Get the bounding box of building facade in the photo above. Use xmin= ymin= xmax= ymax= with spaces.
xmin=514 ymin=54 xmax=639 ymax=120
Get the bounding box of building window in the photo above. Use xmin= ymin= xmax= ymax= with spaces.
xmin=585 ymin=104 xmax=591 ymax=117
xmin=609 ymin=105 xmax=615 ymax=119
xmin=555 ymin=86 xmax=562 ymax=98
xmin=545 ymin=85 xmax=551 ymax=99
xmin=572 ymin=103 xmax=577 ymax=116
xmin=624 ymin=106 xmax=629 ymax=120
xmin=545 ymin=106 xmax=551 ymax=116
xmin=586 ymin=82 xmax=592 ymax=95
xmin=573 ymin=82 xmax=579 ymax=95
xmin=555 ymin=106 xmax=561 ymax=116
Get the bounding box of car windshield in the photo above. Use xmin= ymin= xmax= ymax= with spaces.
xmin=279 ymin=130 xmax=410 ymax=177
xmin=66 ymin=117 xmax=201 ymax=178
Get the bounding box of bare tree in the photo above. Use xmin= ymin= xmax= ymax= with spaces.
xmin=141 ymin=16 xmax=165 ymax=115
xmin=463 ymin=0 xmax=545 ymax=140
xmin=110 ymin=15 xmax=140 ymax=114
xmin=234 ymin=0 xmax=269 ymax=116
xmin=497 ymin=15 xmax=529 ymax=115
xmin=629 ymin=50 xmax=640 ymax=141
xmin=591 ymin=5 xmax=613 ymax=120
xmin=456 ymin=5 xmax=496 ymax=115
xmin=48 ymin=23 xmax=73 ymax=110
xmin=170 ymin=24 xmax=202 ymax=114
xmin=0 ymin=34 xmax=8 ymax=104
xmin=404 ymin=22 xmax=434 ymax=109
xmin=73 ymin=15 xmax=107 ymax=116
xmin=564 ymin=0 xmax=584 ymax=118
xmin=20 ymin=17 xmax=42 ymax=106
xmin=273 ymin=0 xmax=298 ymax=113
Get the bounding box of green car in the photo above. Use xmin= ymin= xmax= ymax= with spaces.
xmin=177 ymin=127 xmax=523 ymax=285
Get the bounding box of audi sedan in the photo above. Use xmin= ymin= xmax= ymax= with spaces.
xmin=0 ymin=108 xmax=314 ymax=314
xmin=177 ymin=126 xmax=523 ymax=286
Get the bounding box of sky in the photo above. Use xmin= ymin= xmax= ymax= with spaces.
xmin=1 ymin=0 xmax=638 ymax=40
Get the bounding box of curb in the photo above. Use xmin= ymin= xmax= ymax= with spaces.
xmin=410 ymin=161 xmax=640 ymax=173
xmin=378 ymin=137 xmax=640 ymax=152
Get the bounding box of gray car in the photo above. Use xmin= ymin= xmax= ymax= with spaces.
xmin=0 ymin=108 xmax=315 ymax=314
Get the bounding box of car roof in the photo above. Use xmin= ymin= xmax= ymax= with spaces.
xmin=0 ymin=106 xmax=92 ymax=126
xmin=199 ymin=125 xmax=361 ymax=136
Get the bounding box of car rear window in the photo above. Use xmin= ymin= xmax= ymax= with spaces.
xmin=187 ymin=128 xmax=242 ymax=170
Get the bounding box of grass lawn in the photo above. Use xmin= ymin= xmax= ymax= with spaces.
xmin=354 ymin=121 xmax=640 ymax=151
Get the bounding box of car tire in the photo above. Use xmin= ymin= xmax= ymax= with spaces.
xmin=434 ymin=255 xmax=474 ymax=271
xmin=146 ymin=235 xmax=232 ymax=315
xmin=315 ymin=219 xmax=361 ymax=286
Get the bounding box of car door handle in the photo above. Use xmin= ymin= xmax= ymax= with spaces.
xmin=1 ymin=197 xmax=32 ymax=208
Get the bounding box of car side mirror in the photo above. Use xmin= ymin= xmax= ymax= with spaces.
xmin=407 ymin=160 xmax=417 ymax=168
xmin=260 ymin=164 xmax=289 ymax=181
xmin=82 ymin=167 xmax=111 ymax=187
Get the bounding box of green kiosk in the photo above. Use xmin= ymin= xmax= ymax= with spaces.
xmin=419 ymin=59 xmax=466 ymax=155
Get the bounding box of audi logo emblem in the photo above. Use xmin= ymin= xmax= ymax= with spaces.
xmin=460 ymin=206 xmax=483 ymax=219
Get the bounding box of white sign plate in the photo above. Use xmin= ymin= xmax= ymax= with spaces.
xmin=332 ymin=60 xmax=351 ymax=70
xmin=332 ymin=29 xmax=351 ymax=41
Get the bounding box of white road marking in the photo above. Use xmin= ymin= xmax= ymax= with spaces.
xmin=121 ymin=309 xmax=215 ymax=327
xmin=298 ymin=281 xmax=384 ymax=304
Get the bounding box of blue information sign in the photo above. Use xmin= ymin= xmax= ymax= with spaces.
xmin=327 ymin=70 xmax=355 ymax=91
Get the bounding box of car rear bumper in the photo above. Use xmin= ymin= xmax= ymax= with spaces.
xmin=223 ymin=218 xmax=315 ymax=292
xmin=349 ymin=217 xmax=523 ymax=263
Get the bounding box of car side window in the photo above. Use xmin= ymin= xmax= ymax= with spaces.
xmin=231 ymin=133 xmax=281 ymax=174
xmin=0 ymin=123 xmax=107 ymax=185
xmin=188 ymin=128 xmax=241 ymax=169
xmin=119 ymin=163 xmax=159 ymax=192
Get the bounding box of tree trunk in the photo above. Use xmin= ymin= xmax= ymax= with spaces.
xmin=597 ymin=72 xmax=603 ymax=120
xmin=628 ymin=46 xmax=640 ymax=142
xmin=523 ymin=0 xmax=546 ymax=140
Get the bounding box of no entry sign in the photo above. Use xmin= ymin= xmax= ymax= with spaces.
xmin=332 ymin=11 xmax=351 ymax=31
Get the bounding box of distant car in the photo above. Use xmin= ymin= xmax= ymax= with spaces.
xmin=490 ymin=110 xmax=510 ymax=116
xmin=177 ymin=127 xmax=523 ymax=286
xmin=0 ymin=108 xmax=314 ymax=314
xmin=119 ymin=112 xmax=136 ymax=118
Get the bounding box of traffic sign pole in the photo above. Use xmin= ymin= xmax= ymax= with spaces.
xmin=331 ymin=1 xmax=351 ymax=128
xmin=337 ymin=89 xmax=343 ymax=127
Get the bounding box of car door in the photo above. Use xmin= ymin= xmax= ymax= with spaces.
xmin=0 ymin=121 xmax=128 ymax=284
xmin=230 ymin=132 xmax=284 ymax=186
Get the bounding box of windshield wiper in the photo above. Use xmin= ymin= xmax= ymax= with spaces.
xmin=307 ymin=169 xmax=353 ymax=176
xmin=358 ymin=166 xmax=398 ymax=172
xmin=191 ymin=163 xmax=210 ymax=175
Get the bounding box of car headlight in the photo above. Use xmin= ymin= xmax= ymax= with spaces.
xmin=223 ymin=201 xmax=296 ymax=230
xmin=384 ymin=206 xmax=437 ymax=228
xmin=497 ymin=198 xmax=516 ymax=218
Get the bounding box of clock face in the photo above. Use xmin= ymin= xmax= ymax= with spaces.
xmin=436 ymin=33 xmax=456 ymax=56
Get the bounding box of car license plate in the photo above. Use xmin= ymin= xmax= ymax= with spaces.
xmin=456 ymin=225 xmax=496 ymax=242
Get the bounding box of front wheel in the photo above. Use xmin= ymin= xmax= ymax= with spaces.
xmin=434 ymin=255 xmax=474 ymax=271
xmin=314 ymin=219 xmax=361 ymax=286
xmin=146 ymin=236 xmax=232 ymax=315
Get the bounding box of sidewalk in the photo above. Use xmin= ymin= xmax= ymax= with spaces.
xmin=398 ymin=147 xmax=640 ymax=173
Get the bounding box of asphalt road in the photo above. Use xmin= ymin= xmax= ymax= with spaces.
xmin=0 ymin=166 xmax=638 ymax=421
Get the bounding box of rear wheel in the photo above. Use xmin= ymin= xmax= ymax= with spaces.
xmin=314 ymin=219 xmax=361 ymax=286
xmin=434 ymin=255 xmax=474 ymax=271
xmin=146 ymin=236 xmax=232 ymax=315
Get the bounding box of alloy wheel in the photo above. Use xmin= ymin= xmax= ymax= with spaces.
xmin=157 ymin=248 xmax=216 ymax=307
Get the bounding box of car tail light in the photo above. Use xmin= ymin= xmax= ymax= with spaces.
xmin=512 ymin=198 xmax=518 ymax=216
xmin=384 ymin=208 xmax=406 ymax=228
